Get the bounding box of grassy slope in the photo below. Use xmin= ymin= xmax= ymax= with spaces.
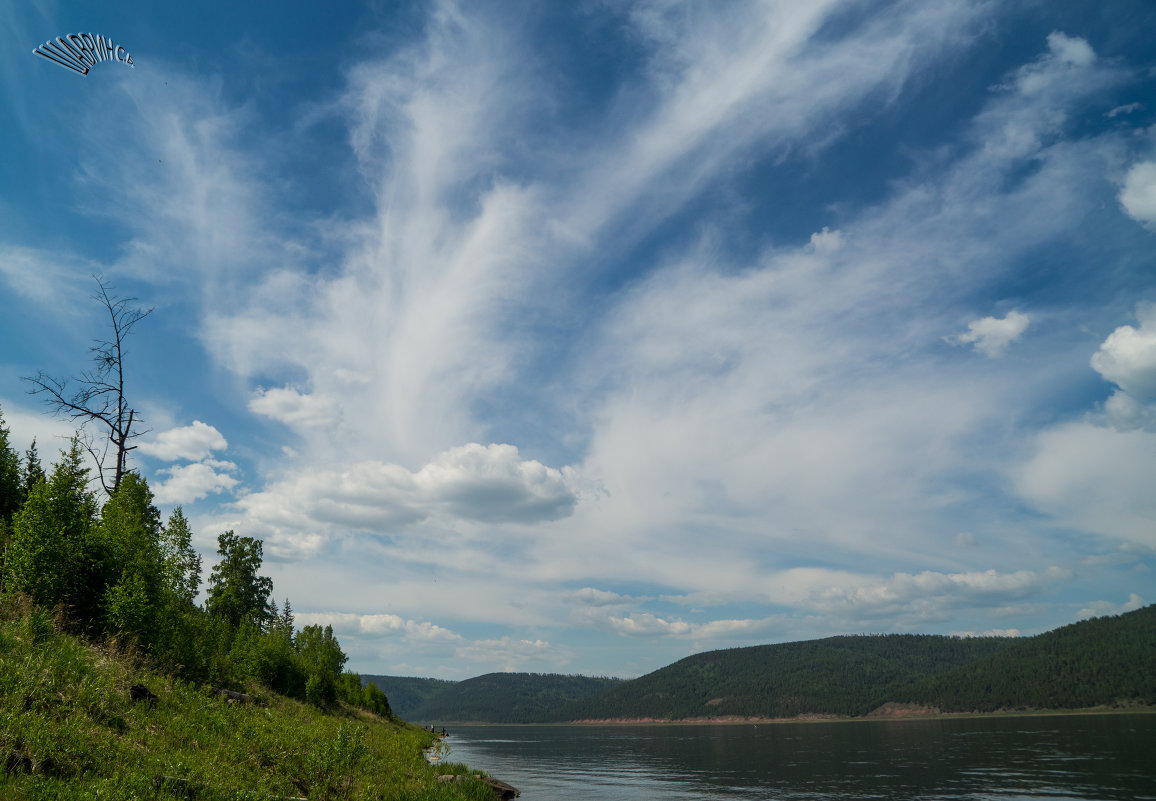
xmin=0 ymin=602 xmax=492 ymax=801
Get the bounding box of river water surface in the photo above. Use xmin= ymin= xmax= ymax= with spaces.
xmin=440 ymin=714 xmax=1155 ymax=800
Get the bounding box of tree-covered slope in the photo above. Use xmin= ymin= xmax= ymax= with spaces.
xmin=552 ymin=634 xmax=1016 ymax=721
xmin=360 ymin=675 xmax=459 ymax=721
xmin=897 ymin=605 xmax=1156 ymax=712
xmin=404 ymin=673 xmax=623 ymax=723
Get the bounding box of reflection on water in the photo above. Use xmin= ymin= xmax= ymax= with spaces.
xmin=441 ymin=715 xmax=1156 ymax=801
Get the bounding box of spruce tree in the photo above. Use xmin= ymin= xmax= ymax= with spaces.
xmin=0 ymin=406 xmax=22 ymax=523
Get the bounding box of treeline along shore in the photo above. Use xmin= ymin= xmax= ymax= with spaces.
xmin=365 ymin=605 xmax=1156 ymax=725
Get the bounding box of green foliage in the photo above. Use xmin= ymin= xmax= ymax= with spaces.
xmin=899 ymin=605 xmax=1156 ymax=712
xmin=4 ymin=439 xmax=100 ymax=614
xmin=298 ymin=624 xmax=348 ymax=707
xmin=0 ymin=599 xmax=480 ymax=800
xmin=206 ymin=531 xmax=274 ymax=629
xmin=21 ymin=439 xmax=44 ymax=505
xmin=160 ymin=506 xmax=202 ymax=607
xmin=378 ymin=673 xmax=624 ymax=723
xmin=0 ymin=406 xmax=21 ymax=523
xmin=359 ymin=676 xmax=458 ymax=721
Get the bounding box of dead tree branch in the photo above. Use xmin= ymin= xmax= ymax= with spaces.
xmin=23 ymin=277 xmax=153 ymax=496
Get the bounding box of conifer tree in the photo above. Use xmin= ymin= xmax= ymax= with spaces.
xmin=21 ymin=439 xmax=44 ymax=504
xmin=0 ymin=406 xmax=21 ymax=523
xmin=5 ymin=438 xmax=99 ymax=614
xmin=99 ymin=471 xmax=165 ymax=642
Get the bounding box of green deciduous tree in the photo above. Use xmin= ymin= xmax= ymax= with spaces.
xmin=206 ymin=531 xmax=273 ymax=629
xmin=298 ymin=624 xmax=348 ymax=706
xmin=160 ymin=507 xmax=202 ymax=607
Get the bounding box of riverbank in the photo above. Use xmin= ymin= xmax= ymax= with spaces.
xmin=0 ymin=605 xmax=491 ymax=799
xmin=564 ymin=703 xmax=1156 ymax=725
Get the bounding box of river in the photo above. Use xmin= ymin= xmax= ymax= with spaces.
xmin=438 ymin=714 xmax=1155 ymax=800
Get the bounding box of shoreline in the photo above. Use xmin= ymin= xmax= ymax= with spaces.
xmin=434 ymin=704 xmax=1156 ymax=727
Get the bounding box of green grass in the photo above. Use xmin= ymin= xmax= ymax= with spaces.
xmin=0 ymin=598 xmax=494 ymax=800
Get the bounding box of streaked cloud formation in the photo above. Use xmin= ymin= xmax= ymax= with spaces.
xmin=1 ymin=1 xmax=1153 ymax=678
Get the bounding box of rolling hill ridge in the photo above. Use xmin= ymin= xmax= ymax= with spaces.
xmin=366 ymin=606 xmax=1156 ymax=723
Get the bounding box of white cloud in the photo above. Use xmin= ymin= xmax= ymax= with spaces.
xmin=138 ymin=420 xmax=228 ymax=462
xmin=1106 ymin=102 xmax=1142 ymax=119
xmin=567 ymin=588 xmax=643 ymax=608
xmin=453 ymin=637 xmax=569 ymax=673
xmin=948 ymin=311 xmax=1030 ymax=357
xmin=1015 ymin=423 xmax=1156 ymax=547
xmin=1103 ymin=390 xmax=1156 ymax=432
xmin=249 ymin=386 xmax=343 ymax=429
xmin=1077 ymin=593 xmax=1146 ymax=620
xmin=153 ymin=461 xmax=239 ymax=504
xmin=601 ymin=612 xmax=780 ymax=640
xmin=1091 ymin=304 xmax=1156 ymax=400
xmin=1120 ymin=161 xmax=1156 ymax=228
xmin=0 ymin=245 xmax=95 ymax=308
xmin=807 ymin=226 xmax=844 ymax=254
xmin=1045 ymin=31 xmax=1095 ymax=68
xmin=951 ymin=628 xmax=1021 ymax=637
xmin=218 ymin=443 xmax=578 ymax=557
xmin=295 ymin=611 xmax=462 ymax=641
xmin=416 ymin=443 xmax=578 ymax=524
xmin=803 ymin=567 xmax=1071 ymax=619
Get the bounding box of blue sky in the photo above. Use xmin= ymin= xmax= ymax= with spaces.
xmin=2 ymin=0 xmax=1154 ymax=680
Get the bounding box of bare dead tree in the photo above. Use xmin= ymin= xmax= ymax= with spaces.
xmin=24 ymin=277 xmax=153 ymax=496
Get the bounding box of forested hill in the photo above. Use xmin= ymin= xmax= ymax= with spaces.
xmin=364 ymin=608 xmax=1155 ymax=723
xmin=896 ymin=604 xmax=1156 ymax=713
xmin=555 ymin=607 xmax=1156 ymax=721
xmin=551 ymin=633 xmax=1016 ymax=721
xmin=358 ymin=675 xmax=457 ymax=721
xmin=360 ymin=673 xmax=622 ymax=723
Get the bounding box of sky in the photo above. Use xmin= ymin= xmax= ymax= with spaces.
xmin=1 ymin=0 xmax=1154 ymax=681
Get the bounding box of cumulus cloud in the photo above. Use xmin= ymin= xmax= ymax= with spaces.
xmin=807 ymin=226 xmax=844 ymax=254
xmin=220 ymin=443 xmax=578 ymax=556
xmin=1119 ymin=161 xmax=1156 ymax=228
xmin=1103 ymin=390 xmax=1156 ymax=432
xmin=1091 ymin=304 xmax=1156 ymax=401
xmin=1077 ymin=593 xmax=1146 ymax=620
xmin=152 ymin=461 xmax=239 ymax=504
xmin=1044 ymin=31 xmax=1095 ymax=68
xmin=295 ymin=611 xmax=462 ymax=642
xmin=948 ymin=310 xmax=1030 ymax=357
xmin=138 ymin=420 xmax=228 ymax=462
xmin=416 ymin=443 xmax=579 ymax=524
xmin=249 ymin=386 xmax=343 ymax=429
